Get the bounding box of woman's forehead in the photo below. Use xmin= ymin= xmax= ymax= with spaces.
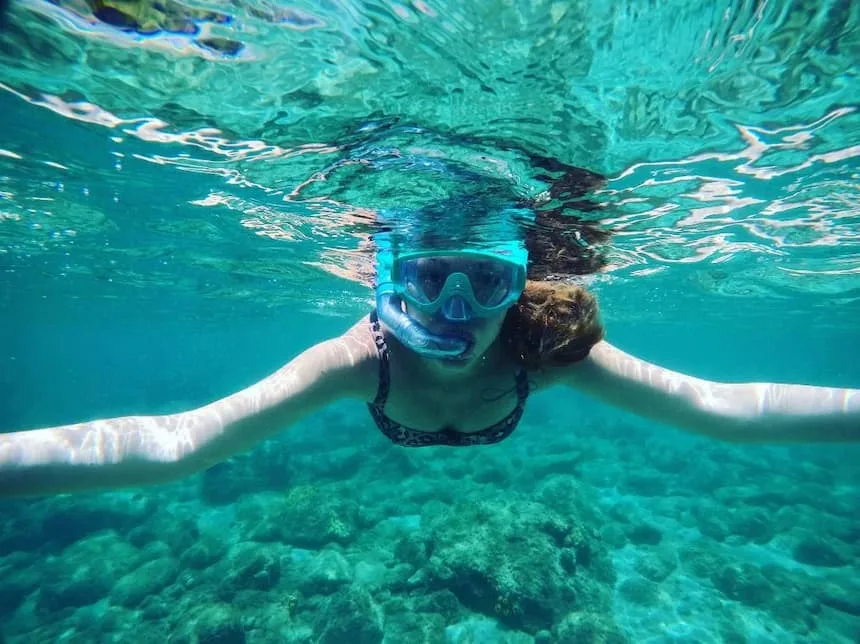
xmin=414 ymin=255 xmax=503 ymax=270
xmin=415 ymin=253 xmax=490 ymax=262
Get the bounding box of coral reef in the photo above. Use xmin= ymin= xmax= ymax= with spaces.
xmin=0 ymin=416 xmax=857 ymax=643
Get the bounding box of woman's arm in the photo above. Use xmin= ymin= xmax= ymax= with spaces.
xmin=0 ymin=320 xmax=378 ymax=498
xmin=566 ymin=341 xmax=860 ymax=443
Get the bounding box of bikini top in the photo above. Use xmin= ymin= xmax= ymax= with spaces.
xmin=367 ymin=310 xmax=529 ymax=447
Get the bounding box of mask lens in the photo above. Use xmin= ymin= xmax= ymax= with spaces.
xmin=464 ymin=259 xmax=513 ymax=307
xmin=401 ymin=257 xmax=451 ymax=303
xmin=398 ymin=254 xmax=519 ymax=311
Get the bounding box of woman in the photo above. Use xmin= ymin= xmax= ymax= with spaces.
xmin=1 ymin=205 xmax=858 ymax=499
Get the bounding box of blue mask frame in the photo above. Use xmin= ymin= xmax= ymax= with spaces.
xmin=390 ymin=248 xmax=528 ymax=319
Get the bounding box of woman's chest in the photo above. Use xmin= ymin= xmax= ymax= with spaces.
xmin=381 ymin=371 xmax=523 ymax=433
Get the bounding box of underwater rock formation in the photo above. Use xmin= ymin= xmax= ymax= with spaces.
xmin=235 ymin=486 xmax=359 ymax=548
xmin=312 ymin=588 xmax=384 ymax=644
xmin=417 ymin=497 xmax=617 ymax=634
xmin=110 ymin=556 xmax=180 ymax=608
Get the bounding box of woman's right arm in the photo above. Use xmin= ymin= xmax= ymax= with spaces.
xmin=0 ymin=322 xmax=378 ymax=498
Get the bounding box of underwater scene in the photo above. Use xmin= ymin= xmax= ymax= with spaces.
xmin=0 ymin=0 xmax=859 ymax=642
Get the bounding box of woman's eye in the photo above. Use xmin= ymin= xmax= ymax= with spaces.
xmin=478 ymin=267 xmax=502 ymax=282
xmin=425 ymin=260 xmax=449 ymax=279
xmin=428 ymin=267 xmax=447 ymax=281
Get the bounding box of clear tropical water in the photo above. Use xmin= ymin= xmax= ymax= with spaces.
xmin=0 ymin=0 xmax=859 ymax=642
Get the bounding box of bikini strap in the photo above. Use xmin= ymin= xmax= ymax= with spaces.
xmin=514 ymin=367 xmax=530 ymax=405
xmin=369 ymin=310 xmax=391 ymax=408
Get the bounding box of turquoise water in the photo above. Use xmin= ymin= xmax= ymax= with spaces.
xmin=1 ymin=0 xmax=859 ymax=642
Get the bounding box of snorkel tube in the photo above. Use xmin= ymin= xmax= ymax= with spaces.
xmin=375 ymin=288 xmax=470 ymax=359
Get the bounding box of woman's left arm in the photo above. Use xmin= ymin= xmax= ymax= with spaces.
xmin=565 ymin=341 xmax=860 ymax=443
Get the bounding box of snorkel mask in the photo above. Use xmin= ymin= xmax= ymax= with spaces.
xmin=375 ymin=235 xmax=528 ymax=359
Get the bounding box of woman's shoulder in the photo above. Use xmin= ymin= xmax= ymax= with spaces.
xmin=326 ymin=314 xmax=382 ymax=400
xmin=340 ymin=313 xmax=380 ymax=353
xmin=523 ymin=365 xmax=569 ymax=392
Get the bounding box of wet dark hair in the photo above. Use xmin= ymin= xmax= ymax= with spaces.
xmin=501 ymin=281 xmax=604 ymax=369
xmin=501 ymin=159 xmax=610 ymax=369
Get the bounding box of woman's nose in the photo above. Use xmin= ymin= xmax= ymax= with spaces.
xmin=441 ymin=295 xmax=472 ymax=321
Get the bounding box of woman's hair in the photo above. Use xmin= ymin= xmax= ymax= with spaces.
xmin=501 ymin=159 xmax=610 ymax=369
xmin=501 ymin=280 xmax=604 ymax=369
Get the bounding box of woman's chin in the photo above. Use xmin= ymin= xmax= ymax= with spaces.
xmin=435 ymin=344 xmax=486 ymax=369
xmin=438 ymin=352 xmax=473 ymax=367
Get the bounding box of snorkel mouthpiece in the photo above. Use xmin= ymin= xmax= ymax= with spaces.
xmin=376 ymin=290 xmax=470 ymax=359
